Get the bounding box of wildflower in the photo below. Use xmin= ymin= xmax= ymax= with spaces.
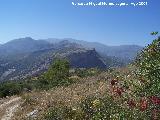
xmin=140 ymin=97 xmax=148 ymax=111
xmin=127 ymin=99 xmax=136 ymax=108
xmin=115 ymin=87 xmax=123 ymax=96
xmin=110 ymin=79 xmax=118 ymax=86
xmin=151 ymin=109 xmax=159 ymax=120
xmin=149 ymin=96 xmax=160 ymax=105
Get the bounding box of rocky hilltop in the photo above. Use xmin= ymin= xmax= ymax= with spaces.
xmin=55 ymin=47 xmax=106 ymax=69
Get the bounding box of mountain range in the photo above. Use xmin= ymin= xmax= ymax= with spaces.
xmin=44 ymin=38 xmax=143 ymax=61
xmin=0 ymin=37 xmax=143 ymax=81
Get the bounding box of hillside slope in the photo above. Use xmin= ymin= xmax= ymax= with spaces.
xmin=0 ymin=40 xmax=106 ymax=81
xmin=3 ymin=64 xmax=156 ymax=119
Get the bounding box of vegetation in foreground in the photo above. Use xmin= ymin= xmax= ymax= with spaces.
xmin=0 ymin=59 xmax=100 ymax=98
xmin=42 ymin=34 xmax=160 ymax=120
xmin=1 ymin=33 xmax=160 ymax=119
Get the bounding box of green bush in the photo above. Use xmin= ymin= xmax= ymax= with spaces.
xmin=42 ymin=59 xmax=73 ymax=87
xmin=0 ymin=81 xmax=30 ymax=98
xmin=75 ymin=68 xmax=100 ymax=78
xmin=136 ymin=34 xmax=160 ymax=95
xmin=0 ymin=82 xmax=19 ymax=97
xmin=44 ymin=59 xmax=69 ymax=80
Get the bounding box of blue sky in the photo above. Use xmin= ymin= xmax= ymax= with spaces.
xmin=0 ymin=0 xmax=159 ymax=46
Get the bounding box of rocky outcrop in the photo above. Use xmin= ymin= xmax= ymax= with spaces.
xmin=66 ymin=49 xmax=107 ymax=69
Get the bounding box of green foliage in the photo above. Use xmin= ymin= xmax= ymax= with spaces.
xmin=42 ymin=59 xmax=72 ymax=87
xmin=150 ymin=31 xmax=158 ymax=35
xmin=136 ymin=34 xmax=160 ymax=95
xmin=45 ymin=59 xmax=69 ymax=81
xmin=74 ymin=68 xmax=100 ymax=78
xmin=43 ymin=96 xmax=155 ymax=120
xmin=0 ymin=82 xmax=20 ymax=98
xmin=44 ymin=106 xmax=84 ymax=120
xmin=0 ymin=81 xmax=32 ymax=98
xmin=0 ymin=59 xmax=73 ymax=98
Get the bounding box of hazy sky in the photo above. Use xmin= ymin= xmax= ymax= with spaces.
xmin=0 ymin=0 xmax=159 ymax=46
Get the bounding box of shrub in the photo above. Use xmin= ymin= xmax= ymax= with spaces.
xmin=35 ymin=59 xmax=73 ymax=90
xmin=42 ymin=59 xmax=72 ymax=87
xmin=75 ymin=68 xmax=100 ymax=78
xmin=136 ymin=34 xmax=160 ymax=96
xmin=44 ymin=59 xmax=69 ymax=81
xmin=43 ymin=96 xmax=154 ymax=119
xmin=0 ymin=82 xmax=22 ymax=98
xmin=43 ymin=106 xmax=84 ymax=120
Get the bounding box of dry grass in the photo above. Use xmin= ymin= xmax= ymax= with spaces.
xmin=12 ymin=66 xmax=139 ymax=119
xmin=13 ymin=72 xmax=112 ymax=119
xmin=0 ymin=95 xmax=21 ymax=119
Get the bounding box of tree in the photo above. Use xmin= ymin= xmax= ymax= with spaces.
xmin=44 ymin=59 xmax=70 ymax=86
xmin=150 ymin=31 xmax=158 ymax=35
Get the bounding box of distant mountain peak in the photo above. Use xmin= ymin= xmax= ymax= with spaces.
xmin=0 ymin=37 xmax=52 ymax=56
xmin=11 ymin=37 xmax=33 ymax=42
